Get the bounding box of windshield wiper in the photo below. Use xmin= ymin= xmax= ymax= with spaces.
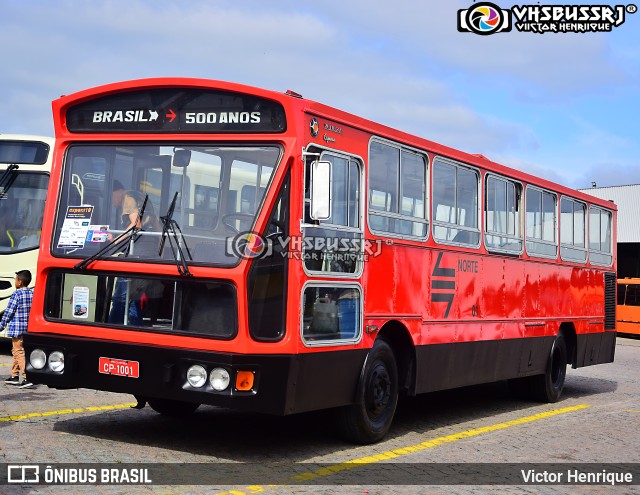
xmin=0 ymin=164 xmax=19 ymax=199
xmin=75 ymin=194 xmax=149 ymax=271
xmin=159 ymin=191 xmax=193 ymax=276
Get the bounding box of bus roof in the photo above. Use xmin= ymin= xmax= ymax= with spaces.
xmin=52 ymin=77 xmax=616 ymax=212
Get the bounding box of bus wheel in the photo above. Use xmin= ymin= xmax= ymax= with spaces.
xmin=531 ymin=334 xmax=568 ymax=403
xmin=148 ymin=398 xmax=200 ymax=417
xmin=337 ymin=339 xmax=399 ymax=444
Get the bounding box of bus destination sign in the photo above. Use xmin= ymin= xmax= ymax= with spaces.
xmin=65 ymin=88 xmax=287 ymax=133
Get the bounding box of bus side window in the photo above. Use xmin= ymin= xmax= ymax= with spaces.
xmin=618 ymin=284 xmax=627 ymax=305
xmin=432 ymin=158 xmax=480 ymax=245
xmin=302 ymin=286 xmax=361 ymax=343
xmin=627 ymin=285 xmax=640 ymax=306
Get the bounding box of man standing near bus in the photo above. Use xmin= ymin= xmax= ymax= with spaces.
xmin=1 ymin=270 xmax=34 ymax=388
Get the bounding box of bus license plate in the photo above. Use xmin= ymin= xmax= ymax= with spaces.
xmin=99 ymin=357 xmax=139 ymax=378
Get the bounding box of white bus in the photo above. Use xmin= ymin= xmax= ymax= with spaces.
xmin=0 ymin=135 xmax=53 ymax=336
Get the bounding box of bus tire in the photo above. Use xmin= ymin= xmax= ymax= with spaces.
xmin=337 ymin=339 xmax=399 ymax=444
xmin=148 ymin=398 xmax=200 ymax=417
xmin=530 ymin=334 xmax=568 ymax=403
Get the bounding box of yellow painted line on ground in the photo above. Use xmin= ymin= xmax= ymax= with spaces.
xmin=0 ymin=402 xmax=136 ymax=422
xmin=0 ymin=363 xmax=11 ymax=367
xmin=216 ymin=403 xmax=591 ymax=494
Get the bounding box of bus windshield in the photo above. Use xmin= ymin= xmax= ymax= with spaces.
xmin=0 ymin=172 xmax=49 ymax=253
xmin=53 ymin=144 xmax=281 ymax=266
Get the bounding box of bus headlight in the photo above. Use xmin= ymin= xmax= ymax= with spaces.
xmin=209 ymin=368 xmax=230 ymax=391
xmin=186 ymin=365 xmax=207 ymax=388
xmin=30 ymin=349 xmax=47 ymax=370
xmin=48 ymin=351 xmax=65 ymax=373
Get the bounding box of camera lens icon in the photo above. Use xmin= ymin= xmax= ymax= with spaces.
xmin=458 ymin=3 xmax=511 ymax=35
xmin=227 ymin=232 xmax=272 ymax=259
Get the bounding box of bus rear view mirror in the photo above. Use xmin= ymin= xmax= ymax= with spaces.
xmin=173 ymin=149 xmax=191 ymax=168
xmin=310 ymin=160 xmax=332 ymax=220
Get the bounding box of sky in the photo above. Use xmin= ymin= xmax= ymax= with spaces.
xmin=1 ymin=0 xmax=639 ymax=190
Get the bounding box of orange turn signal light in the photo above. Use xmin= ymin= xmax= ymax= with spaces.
xmin=235 ymin=370 xmax=254 ymax=391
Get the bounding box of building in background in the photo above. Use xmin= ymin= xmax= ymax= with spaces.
xmin=580 ymin=184 xmax=640 ymax=278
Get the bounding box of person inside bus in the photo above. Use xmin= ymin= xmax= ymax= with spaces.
xmin=108 ymin=190 xmax=162 ymax=326
xmin=111 ymin=180 xmax=126 ymax=226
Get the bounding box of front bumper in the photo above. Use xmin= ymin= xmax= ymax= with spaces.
xmin=24 ymin=333 xmax=295 ymax=415
xmin=24 ymin=333 xmax=367 ymax=415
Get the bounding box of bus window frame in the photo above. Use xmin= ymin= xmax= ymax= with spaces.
xmin=559 ymin=194 xmax=588 ymax=264
xmin=625 ymin=284 xmax=640 ymax=306
xmin=431 ymin=156 xmax=481 ymax=249
xmin=524 ymin=184 xmax=559 ymax=260
xmin=301 ymin=144 xmax=365 ymax=279
xmin=588 ymin=205 xmax=614 ymax=268
xmin=484 ymin=172 xmax=524 ymax=256
xmin=0 ymin=170 xmax=50 ymax=255
xmin=366 ymin=137 xmax=430 ymax=242
xmin=300 ymin=280 xmax=363 ymax=348
xmin=51 ymin=142 xmax=284 ymax=268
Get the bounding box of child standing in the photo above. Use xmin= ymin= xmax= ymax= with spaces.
xmin=1 ymin=270 xmax=34 ymax=388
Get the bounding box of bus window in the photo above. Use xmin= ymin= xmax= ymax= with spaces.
xmin=432 ymin=158 xmax=480 ymax=246
xmin=54 ymin=145 xmax=280 ymax=266
xmin=525 ymin=186 xmax=558 ymax=258
xmin=618 ymin=284 xmax=627 ymax=305
xmin=560 ymin=197 xmax=587 ymax=263
xmin=368 ymin=140 xmax=428 ymax=238
xmin=0 ymin=173 xmax=48 ymax=252
xmin=303 ymin=152 xmax=362 ymax=275
xmin=247 ymin=173 xmax=290 ymax=342
xmin=369 ymin=141 xmax=399 ymax=233
xmin=485 ymin=175 xmax=523 ymax=253
xmin=589 ymin=206 xmax=613 ymax=266
xmin=626 ymin=285 xmax=640 ymax=306
xmin=302 ymin=285 xmax=361 ymax=344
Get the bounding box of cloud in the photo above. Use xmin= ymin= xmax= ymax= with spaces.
xmin=0 ymin=0 xmax=539 ymax=157
xmin=306 ymin=0 xmax=631 ymax=97
xmin=1 ymin=0 xmax=637 ymax=192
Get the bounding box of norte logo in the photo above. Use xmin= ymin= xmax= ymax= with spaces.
xmin=458 ymin=2 xmax=512 ymax=34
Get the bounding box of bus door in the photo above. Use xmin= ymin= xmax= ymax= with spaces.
xmin=301 ymin=148 xmax=363 ymax=345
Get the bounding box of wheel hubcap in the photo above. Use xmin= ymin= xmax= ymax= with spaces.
xmin=366 ymin=363 xmax=391 ymax=417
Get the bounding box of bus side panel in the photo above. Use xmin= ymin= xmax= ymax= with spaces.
xmin=287 ymin=349 xmax=369 ymax=414
xmin=617 ymin=294 xmax=640 ymax=335
xmin=574 ymin=330 xmax=616 ymax=368
xmin=413 ymin=336 xmax=553 ymax=394
xmin=617 ymin=319 xmax=640 ymax=335
xmin=413 ymin=330 xmax=616 ymax=394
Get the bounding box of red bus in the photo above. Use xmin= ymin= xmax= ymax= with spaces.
xmin=24 ymin=78 xmax=617 ymax=443
xmin=617 ymin=278 xmax=640 ymax=336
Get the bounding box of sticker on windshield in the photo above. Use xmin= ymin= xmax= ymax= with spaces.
xmin=57 ymin=206 xmax=94 ymax=249
xmin=72 ymin=286 xmax=90 ymax=318
xmin=87 ymin=225 xmax=109 ymax=243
